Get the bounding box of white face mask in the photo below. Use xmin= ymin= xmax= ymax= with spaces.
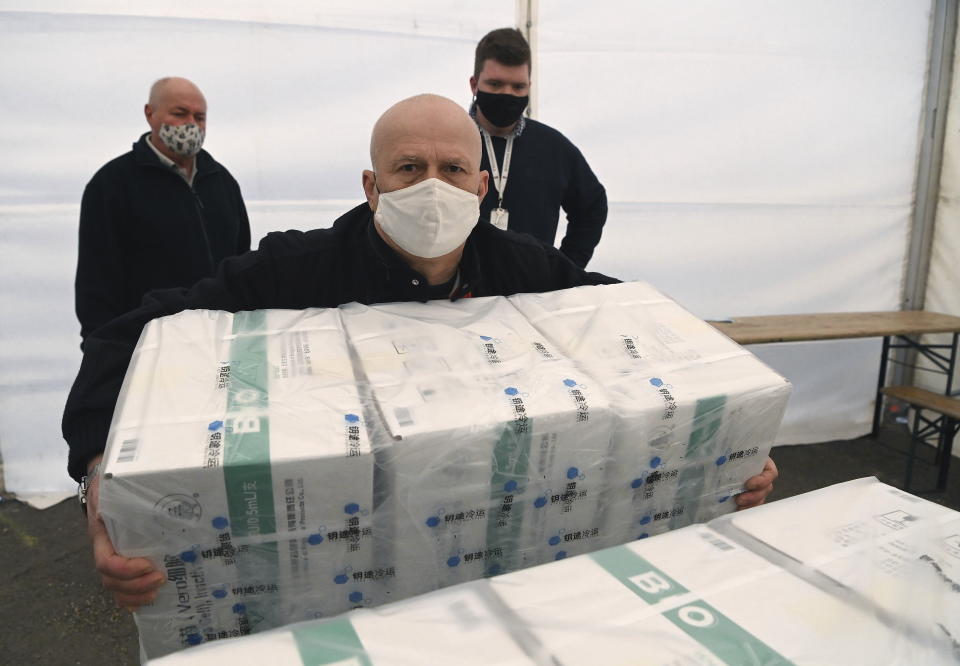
xmin=158 ymin=123 xmax=205 ymax=158
xmin=374 ymin=178 xmax=480 ymax=258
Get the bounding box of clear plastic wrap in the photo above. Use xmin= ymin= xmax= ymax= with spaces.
xmin=151 ymin=480 xmax=959 ymax=664
xmin=96 ymin=283 xmax=793 ymax=659
xmin=715 ymin=476 xmax=960 ymax=656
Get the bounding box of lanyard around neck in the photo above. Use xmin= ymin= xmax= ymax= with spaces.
xmin=482 ymin=130 xmax=514 ymax=208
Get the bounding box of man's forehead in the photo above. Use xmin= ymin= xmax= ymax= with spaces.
xmin=382 ymin=139 xmax=473 ymax=162
xmin=158 ymin=85 xmax=206 ymax=110
xmin=479 ymin=59 xmax=530 ymax=82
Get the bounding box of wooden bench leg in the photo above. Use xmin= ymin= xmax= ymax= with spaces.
xmin=936 ymin=418 xmax=957 ymax=492
xmin=904 ymin=409 xmax=920 ymax=492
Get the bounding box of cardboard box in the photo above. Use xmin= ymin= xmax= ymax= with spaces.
xmin=100 ymin=309 xmax=376 ymax=658
xmin=151 ymin=520 xmax=955 ymax=665
xmin=150 ymin=583 xmax=533 ymax=665
xmin=509 ymin=283 xmax=791 ymax=544
xmin=340 ymin=297 xmax=613 ymax=597
xmin=725 ymin=476 xmax=960 ymax=649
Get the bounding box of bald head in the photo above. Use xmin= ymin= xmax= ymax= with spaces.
xmin=148 ymin=77 xmax=205 ymax=108
xmin=369 ymin=94 xmax=481 ymax=172
xmin=361 ymin=94 xmax=488 ymax=238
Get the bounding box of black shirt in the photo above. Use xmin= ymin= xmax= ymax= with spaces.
xmin=62 ymin=202 xmax=619 ymax=481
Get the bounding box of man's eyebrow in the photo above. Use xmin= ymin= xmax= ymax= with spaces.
xmin=390 ymin=154 xmax=423 ymax=163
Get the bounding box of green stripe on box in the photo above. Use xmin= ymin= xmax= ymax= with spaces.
xmin=293 ymin=617 xmax=372 ymax=666
xmin=485 ymin=422 xmax=532 ymax=573
xmin=225 ymin=310 xmax=276 ymax=537
xmin=591 ymin=546 xmax=792 ymax=665
xmin=688 ymin=395 xmax=726 ymax=458
xmin=671 ymin=394 xmax=727 ymax=529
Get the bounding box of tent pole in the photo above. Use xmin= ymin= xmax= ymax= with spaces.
xmin=516 ymin=0 xmax=539 ymax=120
xmin=895 ymin=0 xmax=957 ymax=388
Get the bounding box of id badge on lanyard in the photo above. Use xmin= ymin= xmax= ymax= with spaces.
xmin=483 ymin=130 xmax=513 ymax=231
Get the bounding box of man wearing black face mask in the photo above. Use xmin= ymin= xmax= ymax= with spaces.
xmin=470 ymin=28 xmax=608 ymax=268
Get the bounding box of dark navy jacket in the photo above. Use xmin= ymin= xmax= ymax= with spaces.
xmin=479 ymin=118 xmax=607 ymax=268
xmin=75 ymin=132 xmax=250 ymax=341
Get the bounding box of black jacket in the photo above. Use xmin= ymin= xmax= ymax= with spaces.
xmin=63 ymin=203 xmax=619 ymax=481
xmin=480 ymin=119 xmax=607 ymax=269
xmin=75 ymin=133 xmax=251 ymax=341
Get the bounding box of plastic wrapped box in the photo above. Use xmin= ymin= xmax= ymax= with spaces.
xmin=340 ymin=296 xmax=613 ymax=598
xmin=721 ymin=476 xmax=960 ymax=650
xmin=99 ymin=284 xmax=792 ymax=659
xmin=509 ymin=282 xmax=792 ymax=542
xmin=99 ymin=309 xmax=376 ymax=657
xmin=152 ymin=507 xmax=957 ymax=665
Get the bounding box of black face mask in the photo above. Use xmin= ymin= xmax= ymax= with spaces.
xmin=475 ymin=90 xmax=529 ymax=128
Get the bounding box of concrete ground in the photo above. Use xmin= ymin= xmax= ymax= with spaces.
xmin=2 ymin=423 xmax=958 ymax=665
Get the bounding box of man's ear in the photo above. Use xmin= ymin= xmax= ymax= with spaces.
xmin=477 ymin=170 xmax=489 ymax=201
xmin=362 ymin=170 xmax=379 ymax=212
xmin=144 ymin=104 xmax=153 ymax=124
xmin=469 ymin=75 xmax=478 ymax=97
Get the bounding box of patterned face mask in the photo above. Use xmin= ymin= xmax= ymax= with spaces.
xmin=158 ymin=123 xmax=205 ymax=157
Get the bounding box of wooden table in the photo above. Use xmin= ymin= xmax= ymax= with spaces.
xmin=708 ymin=311 xmax=960 ymax=438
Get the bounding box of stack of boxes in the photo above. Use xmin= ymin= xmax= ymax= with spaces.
xmin=97 ymin=283 xmax=792 ymax=659
xmin=153 ymin=482 xmax=959 ymax=665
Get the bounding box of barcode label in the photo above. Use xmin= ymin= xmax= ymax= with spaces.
xmin=117 ymin=439 xmax=139 ymax=463
xmin=701 ymin=531 xmax=734 ymax=552
xmin=395 ymin=407 xmax=414 ymax=427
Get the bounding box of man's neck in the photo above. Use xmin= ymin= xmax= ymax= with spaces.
xmin=148 ymin=133 xmax=196 ymax=173
xmin=475 ymin=108 xmax=517 ymax=138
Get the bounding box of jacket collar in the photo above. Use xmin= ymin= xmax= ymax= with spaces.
xmin=359 ymin=206 xmax=482 ymax=301
xmin=132 ymin=132 xmax=220 ymax=179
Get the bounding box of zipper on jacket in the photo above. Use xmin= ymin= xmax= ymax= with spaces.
xmin=190 ymin=185 xmax=216 ymax=272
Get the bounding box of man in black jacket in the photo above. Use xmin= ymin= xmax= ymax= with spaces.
xmin=74 ymin=76 xmax=250 ymax=342
xmin=470 ymin=28 xmax=608 ymax=268
xmin=64 ymin=93 xmax=778 ymax=611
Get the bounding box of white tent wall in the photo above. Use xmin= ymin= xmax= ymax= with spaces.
xmin=0 ymin=1 xmax=938 ymax=502
xmin=536 ymin=0 xmax=933 ymax=444
xmin=0 ymin=2 xmax=516 ymax=504
xmin=919 ymin=6 xmax=960 ymax=398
